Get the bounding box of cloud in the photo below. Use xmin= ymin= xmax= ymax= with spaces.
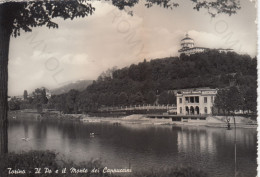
xmin=60 ymin=53 xmax=90 ymax=65
xmin=7 ymin=1 xmax=256 ymax=96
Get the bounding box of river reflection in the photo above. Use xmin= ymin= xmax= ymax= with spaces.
xmin=8 ymin=118 xmax=257 ymax=177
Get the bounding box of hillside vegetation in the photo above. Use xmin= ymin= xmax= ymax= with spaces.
xmin=89 ymin=50 xmax=256 ymax=93
xmin=12 ymin=50 xmax=257 ymax=114
xmin=51 ymin=80 xmax=93 ymax=95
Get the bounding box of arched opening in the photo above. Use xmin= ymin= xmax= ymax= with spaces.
xmin=185 ymin=106 xmax=189 ymax=115
xmin=190 ymin=106 xmax=194 ymax=115
xmin=195 ymin=106 xmax=199 ymax=115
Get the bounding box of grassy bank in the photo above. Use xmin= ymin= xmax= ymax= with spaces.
xmin=0 ymin=151 xmax=208 ymax=177
xmin=8 ymin=110 xmax=83 ymax=121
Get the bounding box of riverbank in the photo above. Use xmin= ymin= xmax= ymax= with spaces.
xmin=8 ymin=110 xmax=257 ymax=129
xmin=81 ymin=114 xmax=257 ymax=128
xmin=8 ymin=110 xmax=84 ymax=121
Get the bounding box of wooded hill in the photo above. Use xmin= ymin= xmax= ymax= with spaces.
xmin=51 ymin=80 xmax=93 ymax=95
xmin=43 ymin=50 xmax=258 ymax=113
xmin=89 ymin=50 xmax=256 ymax=94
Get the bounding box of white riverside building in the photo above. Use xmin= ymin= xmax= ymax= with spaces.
xmin=178 ymin=34 xmax=233 ymax=56
xmin=176 ymin=88 xmax=217 ymax=116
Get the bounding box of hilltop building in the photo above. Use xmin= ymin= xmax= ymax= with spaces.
xmin=178 ymin=34 xmax=233 ymax=56
xmin=176 ymin=88 xmax=217 ymax=115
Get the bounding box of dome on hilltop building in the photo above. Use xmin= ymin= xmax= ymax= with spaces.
xmin=181 ymin=34 xmax=194 ymax=49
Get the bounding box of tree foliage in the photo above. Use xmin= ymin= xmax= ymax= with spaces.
xmin=214 ymin=89 xmax=228 ymax=114
xmin=214 ymin=85 xmax=255 ymax=114
xmin=88 ymin=50 xmax=256 ymax=96
xmin=1 ymin=0 xmax=242 ymax=37
xmin=144 ymin=91 xmax=157 ymax=105
xmin=1 ymin=1 xmax=95 ymax=37
xmin=158 ymin=91 xmax=176 ymax=105
xmin=23 ymin=90 xmax=28 ymax=100
xmin=8 ymin=97 xmax=21 ymax=110
xmin=32 ymin=88 xmax=48 ymax=105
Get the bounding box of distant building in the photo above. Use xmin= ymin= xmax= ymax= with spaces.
xmin=178 ymin=34 xmax=233 ymax=56
xmin=176 ymin=88 xmax=217 ymax=115
xmin=168 ymin=87 xmax=211 ymax=95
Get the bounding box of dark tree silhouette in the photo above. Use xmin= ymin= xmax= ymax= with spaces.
xmin=214 ymin=89 xmax=228 ymax=114
xmin=214 ymin=86 xmax=244 ymax=115
xmin=0 ymin=0 xmax=241 ymax=154
xmin=23 ymin=90 xmax=28 ymax=100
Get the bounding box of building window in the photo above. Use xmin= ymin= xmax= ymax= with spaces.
xmin=190 ymin=97 xmax=194 ymax=103
xmin=204 ymin=107 xmax=208 ymax=114
xmin=211 ymin=96 xmax=213 ymax=103
xmin=204 ymin=97 xmax=207 ymax=103
xmin=185 ymin=97 xmax=189 ymax=103
xmin=180 ymin=107 xmax=182 ymax=114
xmin=179 ymin=98 xmax=182 ymax=104
xmin=195 ymin=96 xmax=199 ymax=103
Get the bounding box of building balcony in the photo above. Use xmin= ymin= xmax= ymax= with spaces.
xmin=184 ymin=101 xmax=200 ymax=104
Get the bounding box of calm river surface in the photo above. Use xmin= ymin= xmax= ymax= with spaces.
xmin=8 ymin=116 xmax=257 ymax=177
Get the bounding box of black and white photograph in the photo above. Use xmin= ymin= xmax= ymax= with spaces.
xmin=0 ymin=0 xmax=258 ymax=177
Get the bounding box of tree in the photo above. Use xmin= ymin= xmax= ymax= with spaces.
xmin=244 ymin=87 xmax=257 ymax=113
xmin=226 ymin=86 xmax=243 ymax=113
xmin=214 ymin=87 xmax=243 ymax=114
xmin=214 ymin=87 xmax=243 ymax=128
xmin=0 ymin=0 xmax=241 ymax=154
xmin=214 ymin=89 xmax=228 ymax=114
xmin=8 ymin=97 xmax=21 ymax=110
xmin=118 ymin=92 xmax=128 ymax=106
xmin=157 ymin=91 xmax=176 ymax=105
xmin=66 ymin=89 xmax=79 ymax=114
xmin=41 ymin=89 xmax=48 ymax=104
xmin=23 ymin=90 xmax=28 ymax=100
xmin=168 ymin=92 xmax=176 ymax=105
xmin=32 ymin=88 xmax=48 ymax=105
xmin=145 ymin=91 xmax=156 ymax=105
xmin=158 ymin=91 xmax=169 ymax=105
xmin=97 ymin=67 xmax=117 ymax=82
xmin=129 ymin=92 xmax=144 ymax=105
xmin=36 ymin=103 xmax=43 ymax=113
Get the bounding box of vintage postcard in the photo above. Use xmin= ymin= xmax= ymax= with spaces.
xmin=0 ymin=0 xmax=258 ymax=177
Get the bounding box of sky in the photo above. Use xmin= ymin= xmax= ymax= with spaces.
xmin=8 ymin=0 xmax=257 ymax=96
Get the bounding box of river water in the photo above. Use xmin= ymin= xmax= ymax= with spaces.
xmin=8 ymin=116 xmax=257 ymax=177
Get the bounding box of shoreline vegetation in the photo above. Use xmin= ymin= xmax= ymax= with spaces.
xmin=0 ymin=150 xmax=209 ymax=177
xmin=8 ymin=110 xmax=257 ymax=129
